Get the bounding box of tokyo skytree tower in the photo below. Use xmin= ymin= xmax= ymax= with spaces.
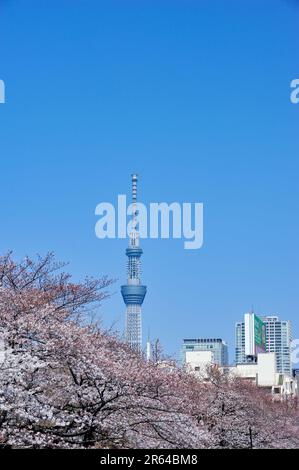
xmin=121 ymin=174 xmax=147 ymax=351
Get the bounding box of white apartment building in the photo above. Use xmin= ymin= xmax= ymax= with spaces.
xmin=235 ymin=315 xmax=292 ymax=375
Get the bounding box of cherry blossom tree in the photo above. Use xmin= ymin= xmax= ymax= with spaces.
xmin=0 ymin=253 xmax=208 ymax=448
xmin=187 ymin=365 xmax=299 ymax=449
xmin=0 ymin=252 xmax=298 ymax=449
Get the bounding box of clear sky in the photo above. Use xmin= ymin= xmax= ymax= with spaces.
xmin=0 ymin=0 xmax=298 ymax=363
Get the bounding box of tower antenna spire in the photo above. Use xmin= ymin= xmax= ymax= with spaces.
xmin=130 ymin=173 xmax=139 ymax=246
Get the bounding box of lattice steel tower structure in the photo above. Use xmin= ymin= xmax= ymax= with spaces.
xmin=121 ymin=174 xmax=147 ymax=350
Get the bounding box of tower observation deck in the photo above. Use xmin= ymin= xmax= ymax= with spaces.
xmin=121 ymin=174 xmax=147 ymax=351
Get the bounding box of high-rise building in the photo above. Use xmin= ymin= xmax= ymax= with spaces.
xmin=235 ymin=321 xmax=247 ymax=365
xmin=235 ymin=314 xmax=292 ymax=375
xmin=121 ymin=174 xmax=146 ymax=351
xmin=262 ymin=316 xmax=292 ymax=376
xmin=182 ymin=338 xmax=229 ymax=366
xmin=236 ymin=313 xmax=266 ymax=365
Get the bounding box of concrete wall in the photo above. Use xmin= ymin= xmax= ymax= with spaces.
xmin=229 ymin=363 xmax=258 ymax=380
xmin=257 ymin=353 xmax=276 ymax=387
xmin=185 ymin=350 xmax=214 ymax=377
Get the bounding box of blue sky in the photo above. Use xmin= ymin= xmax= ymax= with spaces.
xmin=0 ymin=0 xmax=298 ymax=362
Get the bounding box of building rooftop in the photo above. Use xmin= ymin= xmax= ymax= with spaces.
xmin=183 ymin=338 xmax=226 ymax=343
